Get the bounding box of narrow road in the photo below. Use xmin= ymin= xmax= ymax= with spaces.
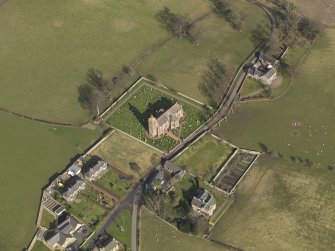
xmin=88 ymin=1 xmax=277 ymax=250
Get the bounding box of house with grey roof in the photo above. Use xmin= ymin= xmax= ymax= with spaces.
xmin=191 ymin=190 xmax=216 ymax=216
xmin=247 ymin=52 xmax=279 ymax=85
xmin=47 ymin=216 xmax=82 ymax=250
xmin=84 ymin=161 xmax=108 ymax=181
xmin=164 ymin=161 xmax=185 ymax=181
xmin=147 ymin=169 xmax=165 ymax=191
xmin=98 ymin=238 xmax=123 ymax=251
xmin=148 ymin=103 xmax=184 ymax=138
xmin=63 ymin=180 xmax=86 ymax=202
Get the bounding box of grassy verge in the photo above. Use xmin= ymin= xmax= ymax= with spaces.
xmin=40 ymin=209 xmax=56 ymax=229
xmin=106 ymin=209 xmax=132 ymax=251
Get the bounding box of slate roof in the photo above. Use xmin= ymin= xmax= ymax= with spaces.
xmin=84 ymin=161 xmax=107 ymax=180
xmin=264 ymin=68 xmax=277 ymax=79
xmin=164 ymin=161 xmax=182 ymax=174
xmin=63 ymin=180 xmax=86 ymax=201
xmin=259 ymin=52 xmax=278 ymax=66
xmin=156 ymin=103 xmax=183 ymax=126
xmin=191 ymin=190 xmax=216 ymax=211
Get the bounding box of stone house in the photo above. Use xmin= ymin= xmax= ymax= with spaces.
xmin=47 ymin=216 xmax=82 ymax=250
xmin=247 ymin=52 xmax=279 ymax=85
xmin=191 ymin=190 xmax=216 ymax=216
xmin=84 ymin=160 xmax=108 ymax=181
xmin=63 ymin=179 xmax=86 ymax=202
xmin=148 ymin=103 xmax=184 ymax=137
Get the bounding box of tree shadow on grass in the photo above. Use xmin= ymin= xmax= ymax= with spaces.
xmin=128 ymin=97 xmax=174 ymax=129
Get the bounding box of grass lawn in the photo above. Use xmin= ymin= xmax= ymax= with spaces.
xmin=215 ymin=29 xmax=335 ymax=168
xmin=210 ymin=156 xmax=335 ymax=250
xmin=107 ymin=85 xmax=208 ymax=152
xmin=67 ymin=186 xmax=108 ymax=230
xmin=0 ymin=0 xmax=210 ymax=124
xmin=31 ymin=241 xmax=50 ymax=251
xmin=139 ymin=208 xmax=228 ymax=251
xmin=91 ymin=130 xmax=162 ymax=177
xmin=40 ymin=209 xmax=56 ymax=229
xmin=0 ymin=113 xmax=99 ymax=251
xmin=240 ymin=78 xmax=263 ymax=97
xmin=97 ymin=170 xmax=131 ymax=198
xmin=137 ymin=0 xmax=267 ymax=103
xmin=175 ymin=134 xmax=234 ymax=180
xmin=106 ymin=209 xmax=132 ymax=251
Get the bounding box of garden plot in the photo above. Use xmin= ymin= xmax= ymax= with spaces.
xmin=175 ymin=134 xmax=235 ymax=180
xmin=67 ymin=186 xmax=112 ymax=230
xmin=107 ymin=84 xmax=208 ymax=152
xmin=211 ymin=150 xmax=259 ymax=194
xmin=96 ymin=169 xmax=132 ymax=198
xmin=91 ymin=130 xmax=162 ymax=178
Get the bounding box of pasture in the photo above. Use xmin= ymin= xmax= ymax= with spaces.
xmin=210 ymin=156 xmax=335 ymax=250
xmin=0 ymin=0 xmax=210 ymax=124
xmin=215 ymin=29 xmax=335 ymax=168
xmin=0 ymin=113 xmax=99 ymax=251
xmin=91 ymin=130 xmax=162 ymax=177
xmin=137 ymin=0 xmax=267 ymax=103
xmin=175 ymin=134 xmax=234 ymax=180
xmin=107 ymin=85 xmax=208 ymax=151
xmin=139 ymin=208 xmax=227 ymax=251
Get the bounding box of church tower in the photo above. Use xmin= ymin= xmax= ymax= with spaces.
xmin=148 ymin=115 xmax=158 ymax=137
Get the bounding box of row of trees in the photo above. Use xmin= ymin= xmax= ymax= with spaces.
xmin=156 ymin=7 xmax=198 ymax=43
xmin=252 ymin=0 xmax=321 ymax=54
xmin=78 ymin=65 xmax=135 ymax=114
xmin=211 ymin=0 xmax=246 ymax=31
xmin=198 ymin=58 xmax=230 ymax=108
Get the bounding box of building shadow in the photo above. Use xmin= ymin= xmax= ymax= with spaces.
xmin=128 ymin=97 xmax=174 ymax=129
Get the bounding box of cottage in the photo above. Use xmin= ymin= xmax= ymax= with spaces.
xmin=247 ymin=52 xmax=279 ymax=85
xmin=164 ymin=161 xmax=185 ymax=181
xmin=63 ymin=180 xmax=86 ymax=202
xmin=191 ymin=190 xmax=216 ymax=216
xmin=84 ymin=161 xmax=108 ymax=181
xmin=98 ymin=238 xmax=123 ymax=251
xmin=148 ymin=103 xmax=184 ymax=137
xmin=47 ymin=216 xmax=82 ymax=249
xmin=147 ymin=169 xmax=165 ymax=191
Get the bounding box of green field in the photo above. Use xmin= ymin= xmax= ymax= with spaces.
xmin=139 ymin=208 xmax=227 ymax=251
xmin=107 ymin=85 xmax=208 ymax=151
xmin=106 ymin=209 xmax=132 ymax=251
xmin=137 ymin=0 xmax=267 ymax=103
xmin=0 ymin=0 xmax=210 ymax=124
xmin=0 ymin=113 xmax=99 ymax=250
xmin=91 ymin=130 xmax=162 ymax=177
xmin=240 ymin=78 xmax=263 ymax=97
xmin=175 ymin=134 xmax=234 ymax=180
xmin=210 ymin=156 xmax=335 ymax=250
xmin=215 ymin=29 xmax=335 ymax=168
